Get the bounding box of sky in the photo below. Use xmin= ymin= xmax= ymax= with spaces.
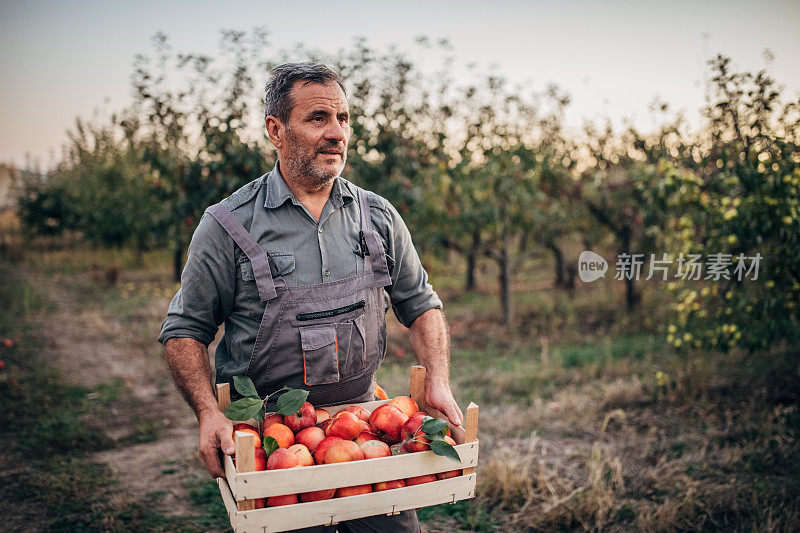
xmin=1 ymin=0 xmax=799 ymax=168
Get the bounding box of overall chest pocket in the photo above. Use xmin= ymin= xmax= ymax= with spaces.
xmin=297 ymin=301 xmax=366 ymax=386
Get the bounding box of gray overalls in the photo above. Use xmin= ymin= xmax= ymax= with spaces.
xmin=207 ymin=188 xmax=390 ymax=407
xmin=208 ymin=187 xmax=420 ymax=531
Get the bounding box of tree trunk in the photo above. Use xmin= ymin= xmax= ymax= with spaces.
xmin=499 ymin=235 xmax=514 ymax=328
xmin=173 ymin=232 xmax=185 ymax=283
xmin=465 ymin=231 xmax=481 ymax=291
xmin=620 ymin=231 xmax=639 ymax=312
xmin=546 ymin=239 xmax=565 ymax=288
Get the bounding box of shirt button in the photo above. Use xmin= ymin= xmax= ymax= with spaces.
xmin=318 ymin=227 xmax=323 ymax=233
xmin=323 ymin=268 xmax=331 ymax=277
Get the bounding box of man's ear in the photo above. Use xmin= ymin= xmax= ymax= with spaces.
xmin=265 ymin=116 xmax=284 ymax=149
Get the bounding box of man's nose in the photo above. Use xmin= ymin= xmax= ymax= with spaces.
xmin=324 ymin=120 xmax=347 ymax=142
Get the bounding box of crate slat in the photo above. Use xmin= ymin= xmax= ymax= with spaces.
xmin=224 ymin=440 xmax=478 ymax=500
xmin=219 ymin=473 xmax=477 ymax=533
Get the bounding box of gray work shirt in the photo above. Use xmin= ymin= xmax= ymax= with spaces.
xmin=158 ymin=163 xmax=442 ymax=366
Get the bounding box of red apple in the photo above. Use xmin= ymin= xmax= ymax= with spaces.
xmin=317 ymin=418 xmax=333 ymax=433
xmin=373 ymin=479 xmax=406 ymax=491
xmin=315 ymin=408 xmax=331 ymax=425
xmin=285 ymin=401 xmax=316 ymax=434
xmin=326 ymin=411 xmax=362 ymax=440
xmin=368 ymin=404 xmax=408 ymax=444
xmin=354 ymin=430 xmax=378 ymax=446
xmin=313 ymin=436 xmax=343 ymax=465
xmin=262 ymin=423 xmax=295 ymax=449
xmin=401 ymin=412 xmax=430 ymax=452
xmin=360 ymin=420 xmax=372 ymax=433
xmin=254 ymin=447 xmax=267 ymax=471
xmin=295 ymin=426 xmax=326 ymax=453
xmin=444 ymin=435 xmax=457 ymax=446
xmin=288 ymin=443 xmax=314 ymax=467
xmin=254 ymin=497 xmax=266 ymax=509
xmin=360 ymin=439 xmax=391 ymax=459
xmin=267 ymin=448 xmax=301 ymax=470
xmin=335 ymin=485 xmax=372 ymax=497
xmin=260 ymin=413 xmax=284 ymax=433
xmin=299 ymin=488 xmax=336 ymax=503
xmin=388 ymin=396 xmax=419 ymax=418
xmin=405 ymin=474 xmax=437 ymax=486
xmin=345 ymin=405 xmax=372 ymax=422
xmin=324 ymin=440 xmax=365 ymax=464
xmin=267 ymin=494 xmax=298 ymax=506
xmin=436 ymin=469 xmax=462 ymax=480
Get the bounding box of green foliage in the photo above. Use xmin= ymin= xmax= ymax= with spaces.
xmin=274 ymin=387 xmax=309 ymax=416
xmin=18 ymin=116 xmax=165 ymax=249
xmin=262 ymin=435 xmax=279 ymax=456
xmin=662 ymin=56 xmax=800 ymax=352
xmin=225 ymin=396 xmax=264 ymax=421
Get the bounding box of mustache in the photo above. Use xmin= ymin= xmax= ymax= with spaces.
xmin=317 ymin=143 xmax=345 ymax=155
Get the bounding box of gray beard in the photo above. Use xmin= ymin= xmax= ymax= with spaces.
xmin=282 ymin=132 xmax=347 ymax=192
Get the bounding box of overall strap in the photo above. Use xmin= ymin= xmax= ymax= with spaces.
xmin=357 ymin=189 xmax=392 ymax=288
xmin=207 ymin=203 xmax=278 ymax=302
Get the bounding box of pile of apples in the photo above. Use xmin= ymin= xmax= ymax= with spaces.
xmin=231 ymin=396 xmax=462 ymax=508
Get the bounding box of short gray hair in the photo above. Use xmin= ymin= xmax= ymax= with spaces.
xmin=264 ymin=63 xmax=346 ymax=123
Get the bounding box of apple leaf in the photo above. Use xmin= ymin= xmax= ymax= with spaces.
xmin=225 ymin=397 xmax=264 ymax=421
xmin=430 ymin=439 xmax=461 ymax=462
xmin=262 ymin=436 xmax=279 ymax=458
xmin=275 ymin=388 xmax=309 ymax=416
xmin=233 ymin=375 xmax=259 ymax=398
xmin=421 ymin=417 xmax=448 ymax=436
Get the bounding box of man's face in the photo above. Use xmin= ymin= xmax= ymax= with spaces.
xmin=278 ymin=80 xmax=350 ymax=190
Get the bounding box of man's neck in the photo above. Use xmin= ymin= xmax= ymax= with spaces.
xmin=280 ymin=170 xmax=335 ymax=222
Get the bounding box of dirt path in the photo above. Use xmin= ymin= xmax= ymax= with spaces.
xmin=35 ymin=272 xmax=214 ymax=520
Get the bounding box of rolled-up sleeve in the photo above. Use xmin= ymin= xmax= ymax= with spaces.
xmin=370 ymin=197 xmax=443 ymax=328
xmin=158 ymin=212 xmax=236 ymax=346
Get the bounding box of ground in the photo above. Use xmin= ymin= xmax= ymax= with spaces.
xmin=1 ymin=242 xmax=798 ymax=532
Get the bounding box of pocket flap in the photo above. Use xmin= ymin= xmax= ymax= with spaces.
xmin=299 ymin=325 xmax=336 ymax=351
xmin=238 ymin=259 xmax=255 ymax=281
xmin=269 ymin=253 xmax=296 ymax=276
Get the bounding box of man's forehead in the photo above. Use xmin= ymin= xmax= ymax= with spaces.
xmin=290 ymin=80 xmax=348 ymax=111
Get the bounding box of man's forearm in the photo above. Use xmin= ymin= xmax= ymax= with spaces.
xmin=164 ymin=337 xmax=219 ymax=419
xmin=408 ymin=308 xmax=451 ymax=385
xmin=408 ymin=308 xmax=462 ymax=425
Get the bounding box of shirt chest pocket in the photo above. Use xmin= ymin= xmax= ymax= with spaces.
xmin=235 ymin=253 xmax=296 ymax=320
xmin=239 ymin=253 xmax=297 ymax=285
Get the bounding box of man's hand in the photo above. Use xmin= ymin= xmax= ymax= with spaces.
xmin=425 ymin=378 xmax=463 ymax=427
xmin=198 ymin=408 xmax=235 ymax=479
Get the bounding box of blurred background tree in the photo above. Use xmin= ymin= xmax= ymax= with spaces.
xmin=15 ymin=32 xmax=799 ymax=352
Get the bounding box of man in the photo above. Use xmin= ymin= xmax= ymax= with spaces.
xmin=159 ymin=63 xmax=461 ymax=532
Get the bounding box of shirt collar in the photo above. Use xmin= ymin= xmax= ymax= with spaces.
xmin=263 ymin=161 xmax=355 ymax=210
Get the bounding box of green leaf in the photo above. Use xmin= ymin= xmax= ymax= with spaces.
xmin=262 ymin=436 xmax=279 ymax=458
xmin=421 ymin=417 xmax=448 ymax=436
xmin=275 ymin=388 xmax=309 ymax=416
xmin=233 ymin=375 xmax=259 ymax=398
xmin=430 ymin=439 xmax=461 ymax=462
xmin=225 ymin=397 xmax=264 ymax=421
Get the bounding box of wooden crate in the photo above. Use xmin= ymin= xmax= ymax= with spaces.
xmin=215 ymin=365 xmax=479 ymax=533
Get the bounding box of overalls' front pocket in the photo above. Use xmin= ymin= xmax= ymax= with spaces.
xmin=299 ymin=325 xmax=339 ymax=385
xmin=296 ymin=300 xmax=367 ymax=385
